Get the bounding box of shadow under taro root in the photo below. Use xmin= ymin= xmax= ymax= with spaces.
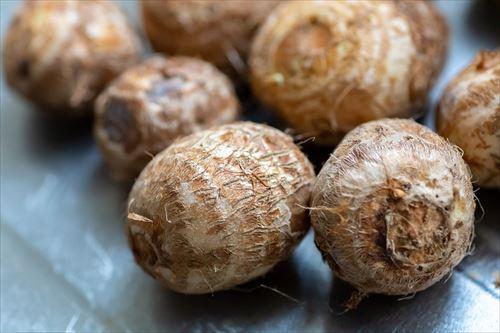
xmin=455 ymin=187 xmax=500 ymax=296
xmin=326 ymin=275 xmax=454 ymax=332
xmin=474 ymin=188 xmax=500 ymax=232
xmin=151 ymin=258 xmax=305 ymax=331
xmin=466 ymin=0 xmax=500 ymax=45
xmin=237 ymin=83 xmax=284 ymax=128
xmin=25 ymin=110 xmax=94 ymax=159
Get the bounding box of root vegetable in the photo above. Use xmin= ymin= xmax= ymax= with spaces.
xmin=3 ymin=0 xmax=141 ymax=115
xmin=436 ymin=50 xmax=500 ymax=188
xmin=127 ymin=122 xmax=315 ymax=294
xmin=250 ymin=1 xmax=448 ymax=144
xmin=94 ymin=55 xmax=240 ymax=181
xmin=311 ymin=119 xmax=475 ymax=296
xmin=141 ymin=0 xmax=279 ymax=77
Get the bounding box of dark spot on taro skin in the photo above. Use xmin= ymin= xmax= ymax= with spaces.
xmin=375 ymin=220 xmax=388 ymax=252
xmin=103 ymin=97 xmax=141 ymax=152
xmin=17 ymin=59 xmax=30 ymax=78
xmin=131 ymin=233 xmax=158 ymax=267
xmin=207 ymin=4 xmax=217 ymax=14
xmin=146 ymin=76 xmax=185 ymax=103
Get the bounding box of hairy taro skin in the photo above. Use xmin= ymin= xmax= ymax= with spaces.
xmin=94 ymin=56 xmax=240 ymax=181
xmin=436 ymin=50 xmax=500 ymax=188
xmin=311 ymin=119 xmax=475 ymax=295
xmin=3 ymin=0 xmax=141 ymax=115
xmin=250 ymin=0 xmax=448 ymax=144
xmin=141 ymin=0 xmax=279 ymax=77
xmin=127 ymin=122 xmax=315 ymax=294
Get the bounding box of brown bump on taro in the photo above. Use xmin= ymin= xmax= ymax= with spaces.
xmin=3 ymin=0 xmax=141 ymax=115
xmin=126 ymin=122 xmax=315 ymax=294
xmin=311 ymin=118 xmax=475 ymax=302
xmin=94 ymin=55 xmax=240 ymax=181
xmin=436 ymin=50 xmax=500 ymax=188
xmin=249 ymin=1 xmax=448 ymax=144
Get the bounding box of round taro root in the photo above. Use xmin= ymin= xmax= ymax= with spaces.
xmin=127 ymin=122 xmax=315 ymax=294
xmin=311 ymin=119 xmax=475 ymax=297
xmin=250 ymin=1 xmax=448 ymax=144
xmin=94 ymin=56 xmax=240 ymax=181
xmin=436 ymin=50 xmax=500 ymax=188
xmin=3 ymin=0 xmax=141 ymax=115
xmin=141 ymin=0 xmax=279 ymax=76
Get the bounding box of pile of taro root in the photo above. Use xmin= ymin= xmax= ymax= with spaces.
xmin=4 ymin=0 xmax=499 ymax=308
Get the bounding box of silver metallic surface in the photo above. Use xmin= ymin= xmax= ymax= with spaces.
xmin=1 ymin=1 xmax=499 ymax=332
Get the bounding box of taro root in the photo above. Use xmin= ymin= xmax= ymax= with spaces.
xmin=311 ymin=119 xmax=475 ymax=298
xmin=436 ymin=50 xmax=500 ymax=188
xmin=3 ymin=0 xmax=141 ymax=115
xmin=141 ymin=0 xmax=279 ymax=77
xmin=250 ymin=1 xmax=448 ymax=144
xmin=94 ymin=55 xmax=240 ymax=181
xmin=127 ymin=122 xmax=315 ymax=294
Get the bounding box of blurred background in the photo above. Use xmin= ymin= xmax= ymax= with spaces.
xmin=1 ymin=0 xmax=499 ymax=332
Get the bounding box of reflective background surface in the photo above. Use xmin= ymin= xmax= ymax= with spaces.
xmin=1 ymin=1 xmax=499 ymax=332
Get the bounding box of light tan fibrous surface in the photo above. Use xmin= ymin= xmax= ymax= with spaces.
xmin=126 ymin=122 xmax=315 ymax=294
xmin=141 ymin=0 xmax=279 ymax=77
xmin=311 ymin=119 xmax=475 ymax=296
xmin=94 ymin=55 xmax=240 ymax=181
xmin=250 ymin=0 xmax=448 ymax=144
xmin=3 ymin=0 xmax=141 ymax=115
xmin=436 ymin=50 xmax=500 ymax=188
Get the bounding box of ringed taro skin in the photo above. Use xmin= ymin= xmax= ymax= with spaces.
xmin=94 ymin=55 xmax=240 ymax=181
xmin=250 ymin=0 xmax=448 ymax=144
xmin=437 ymin=50 xmax=500 ymax=188
xmin=127 ymin=122 xmax=315 ymax=294
xmin=3 ymin=0 xmax=141 ymax=115
xmin=311 ymin=119 xmax=475 ymax=296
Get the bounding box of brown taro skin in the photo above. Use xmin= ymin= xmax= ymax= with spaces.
xmin=250 ymin=0 xmax=448 ymax=144
xmin=141 ymin=0 xmax=280 ymax=77
xmin=436 ymin=50 xmax=500 ymax=188
xmin=311 ymin=119 xmax=475 ymax=296
xmin=94 ymin=55 xmax=240 ymax=181
xmin=3 ymin=0 xmax=141 ymax=115
xmin=126 ymin=122 xmax=315 ymax=294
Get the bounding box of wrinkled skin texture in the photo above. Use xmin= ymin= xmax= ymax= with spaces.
xmin=311 ymin=119 xmax=475 ymax=296
xmin=3 ymin=0 xmax=141 ymax=115
xmin=127 ymin=122 xmax=315 ymax=294
xmin=94 ymin=56 xmax=240 ymax=181
xmin=437 ymin=50 xmax=500 ymax=188
xmin=250 ymin=0 xmax=448 ymax=144
xmin=141 ymin=0 xmax=279 ymax=77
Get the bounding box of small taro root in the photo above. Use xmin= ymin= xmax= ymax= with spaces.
xmin=94 ymin=56 xmax=240 ymax=181
xmin=141 ymin=0 xmax=279 ymax=77
xmin=311 ymin=119 xmax=475 ymax=297
xmin=3 ymin=0 xmax=141 ymax=115
xmin=250 ymin=1 xmax=448 ymax=144
xmin=127 ymin=122 xmax=315 ymax=294
xmin=436 ymin=50 xmax=500 ymax=188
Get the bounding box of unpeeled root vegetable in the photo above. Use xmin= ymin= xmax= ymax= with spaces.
xmin=141 ymin=0 xmax=279 ymax=77
xmin=94 ymin=55 xmax=240 ymax=181
xmin=311 ymin=119 xmax=475 ymax=297
xmin=3 ymin=0 xmax=141 ymax=115
xmin=436 ymin=50 xmax=500 ymax=188
xmin=250 ymin=0 xmax=448 ymax=144
xmin=127 ymin=122 xmax=315 ymax=294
